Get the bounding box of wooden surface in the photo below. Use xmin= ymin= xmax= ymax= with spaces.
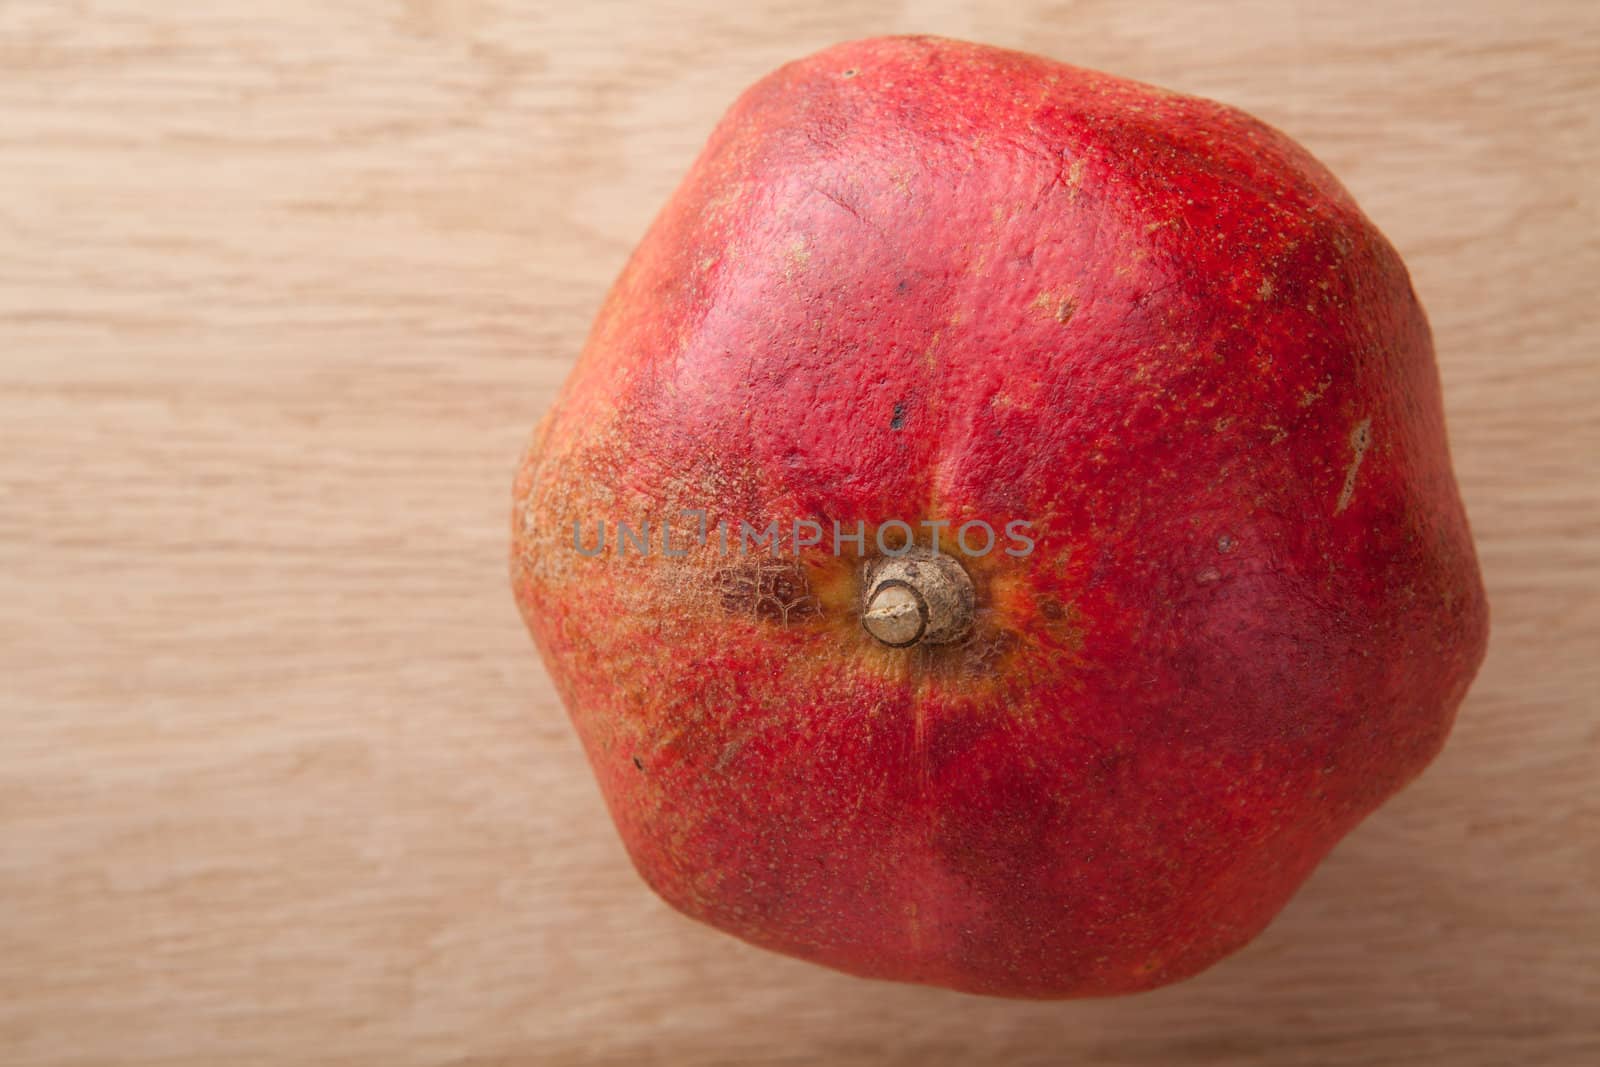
xmin=2 ymin=2 xmax=1596 ymax=1064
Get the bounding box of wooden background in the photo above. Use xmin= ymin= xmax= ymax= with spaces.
xmin=2 ymin=2 xmax=1596 ymax=1064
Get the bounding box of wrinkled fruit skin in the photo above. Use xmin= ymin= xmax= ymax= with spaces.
xmin=511 ymin=36 xmax=1488 ymax=998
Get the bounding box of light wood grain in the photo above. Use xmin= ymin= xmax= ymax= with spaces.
xmin=2 ymin=2 xmax=1596 ymax=1064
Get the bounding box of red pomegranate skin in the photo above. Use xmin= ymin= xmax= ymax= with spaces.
xmin=511 ymin=35 xmax=1488 ymax=997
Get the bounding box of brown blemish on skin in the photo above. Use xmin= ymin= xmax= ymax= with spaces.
xmin=784 ymin=237 xmax=810 ymax=279
xmin=1299 ymin=376 xmax=1332 ymax=408
xmin=960 ymin=628 xmax=1018 ymax=676
xmin=715 ymin=559 xmax=821 ymax=625
xmin=713 ymin=737 xmax=747 ymax=772
xmin=990 ymin=202 xmax=1024 ymax=227
xmin=1335 ymin=417 xmax=1373 ymax=515
xmin=1032 ymin=290 xmax=1076 ymax=325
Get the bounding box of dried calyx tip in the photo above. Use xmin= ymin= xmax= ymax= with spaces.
xmin=861 ymin=549 xmax=975 ymax=648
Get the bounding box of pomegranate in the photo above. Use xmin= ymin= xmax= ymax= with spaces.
xmin=511 ymin=35 xmax=1488 ymax=997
